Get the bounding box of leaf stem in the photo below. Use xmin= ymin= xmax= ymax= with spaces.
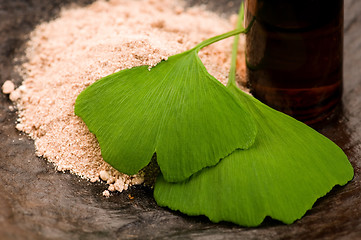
xmin=191 ymin=15 xmax=254 ymax=53
xmin=227 ymin=3 xmax=246 ymax=88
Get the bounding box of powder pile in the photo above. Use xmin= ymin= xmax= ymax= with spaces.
xmin=8 ymin=0 xmax=246 ymax=195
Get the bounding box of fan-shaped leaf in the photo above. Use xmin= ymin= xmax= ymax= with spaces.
xmin=154 ymin=84 xmax=354 ymax=226
xmin=75 ymin=49 xmax=256 ymax=182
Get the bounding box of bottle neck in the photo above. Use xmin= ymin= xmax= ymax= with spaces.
xmin=245 ymin=0 xmax=344 ymax=31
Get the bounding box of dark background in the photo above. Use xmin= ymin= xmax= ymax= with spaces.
xmin=0 ymin=0 xmax=360 ymax=239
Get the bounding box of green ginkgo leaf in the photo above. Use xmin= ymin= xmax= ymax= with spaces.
xmin=153 ymin=5 xmax=354 ymax=226
xmin=154 ymin=85 xmax=354 ymax=226
xmin=74 ymin=28 xmax=256 ymax=183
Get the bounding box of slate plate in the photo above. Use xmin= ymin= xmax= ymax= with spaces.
xmin=1 ymin=0 xmax=361 ymax=239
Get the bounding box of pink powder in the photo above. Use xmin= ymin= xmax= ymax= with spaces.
xmin=11 ymin=0 xmax=246 ymax=194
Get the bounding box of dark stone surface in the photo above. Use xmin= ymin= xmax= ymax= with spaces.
xmin=0 ymin=0 xmax=360 ymax=239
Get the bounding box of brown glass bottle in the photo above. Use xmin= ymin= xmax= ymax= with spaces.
xmin=245 ymin=0 xmax=344 ymax=124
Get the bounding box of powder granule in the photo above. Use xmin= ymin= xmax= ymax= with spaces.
xmin=1 ymin=80 xmax=15 ymax=94
xmin=13 ymin=0 xmax=245 ymax=194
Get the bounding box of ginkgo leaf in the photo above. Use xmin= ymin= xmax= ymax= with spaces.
xmin=153 ymin=5 xmax=354 ymax=226
xmin=74 ymin=28 xmax=257 ymax=183
xmin=154 ymin=84 xmax=354 ymax=226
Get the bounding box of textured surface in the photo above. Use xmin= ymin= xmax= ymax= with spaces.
xmin=1 ymin=0 xmax=361 ymax=239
